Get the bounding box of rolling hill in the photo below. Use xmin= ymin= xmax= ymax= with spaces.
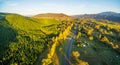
xmin=0 ymin=13 xmax=64 ymax=65
xmin=33 ymin=13 xmax=73 ymax=21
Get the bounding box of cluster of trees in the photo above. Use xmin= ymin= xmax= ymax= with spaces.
xmin=42 ymin=23 xmax=73 ymax=65
xmin=96 ymin=19 xmax=120 ymax=52
xmin=74 ymin=18 xmax=120 ymax=53
xmin=71 ymin=51 xmax=89 ymax=65
xmin=77 ymin=20 xmax=95 ymax=41
xmin=94 ymin=22 xmax=120 ymax=51
xmin=2 ymin=38 xmax=44 ymax=65
xmin=66 ymin=18 xmax=120 ymax=65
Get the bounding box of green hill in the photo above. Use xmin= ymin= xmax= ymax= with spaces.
xmin=0 ymin=13 xmax=62 ymax=65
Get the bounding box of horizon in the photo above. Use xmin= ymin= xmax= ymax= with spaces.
xmin=0 ymin=0 xmax=120 ymax=15
xmin=1 ymin=11 xmax=120 ymax=16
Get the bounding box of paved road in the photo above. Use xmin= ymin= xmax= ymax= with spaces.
xmin=65 ymin=22 xmax=78 ymax=65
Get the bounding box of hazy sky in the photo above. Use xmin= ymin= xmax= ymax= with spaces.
xmin=0 ymin=0 xmax=120 ymax=15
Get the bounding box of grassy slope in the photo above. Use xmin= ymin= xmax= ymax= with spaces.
xmin=33 ymin=13 xmax=73 ymax=21
xmin=0 ymin=13 xmax=61 ymax=65
xmin=6 ymin=14 xmax=61 ymax=30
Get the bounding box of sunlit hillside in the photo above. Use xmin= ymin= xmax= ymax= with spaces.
xmin=0 ymin=13 xmax=73 ymax=65
xmin=33 ymin=13 xmax=73 ymax=21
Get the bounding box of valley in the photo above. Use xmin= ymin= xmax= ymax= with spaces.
xmin=0 ymin=13 xmax=120 ymax=65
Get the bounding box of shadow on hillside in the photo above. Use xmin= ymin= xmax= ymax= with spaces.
xmin=0 ymin=20 xmax=17 ymax=60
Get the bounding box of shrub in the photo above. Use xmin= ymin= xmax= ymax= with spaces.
xmin=112 ymin=44 xmax=119 ymax=49
xmin=89 ymin=36 xmax=93 ymax=41
xmin=95 ymin=25 xmax=100 ymax=29
xmin=72 ymin=51 xmax=80 ymax=58
xmin=87 ymin=29 xmax=94 ymax=35
xmin=77 ymin=60 xmax=89 ymax=65
xmin=101 ymin=36 xmax=109 ymax=44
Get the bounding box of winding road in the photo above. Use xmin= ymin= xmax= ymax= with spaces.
xmin=65 ymin=22 xmax=79 ymax=65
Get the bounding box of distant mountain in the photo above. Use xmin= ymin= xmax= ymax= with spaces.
xmin=33 ymin=13 xmax=73 ymax=21
xmin=73 ymin=11 xmax=120 ymax=22
xmin=99 ymin=11 xmax=120 ymax=17
xmin=99 ymin=11 xmax=117 ymax=15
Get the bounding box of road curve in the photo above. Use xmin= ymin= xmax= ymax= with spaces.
xmin=65 ymin=22 xmax=78 ymax=65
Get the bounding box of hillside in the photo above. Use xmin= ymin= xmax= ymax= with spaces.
xmin=0 ymin=13 xmax=71 ymax=65
xmin=73 ymin=12 xmax=120 ymax=22
xmin=33 ymin=13 xmax=73 ymax=21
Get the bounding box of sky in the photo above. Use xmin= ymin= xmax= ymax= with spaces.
xmin=0 ymin=0 xmax=120 ymax=15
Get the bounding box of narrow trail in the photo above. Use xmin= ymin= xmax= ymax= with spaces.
xmin=65 ymin=22 xmax=79 ymax=65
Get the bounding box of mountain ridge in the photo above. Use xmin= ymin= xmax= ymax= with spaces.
xmin=73 ymin=11 xmax=120 ymax=22
xmin=33 ymin=13 xmax=73 ymax=21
